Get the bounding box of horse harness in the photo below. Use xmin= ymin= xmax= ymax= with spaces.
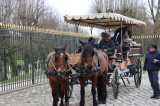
xmin=80 ymin=44 xmax=101 ymax=74
xmin=45 ymin=52 xmax=73 ymax=81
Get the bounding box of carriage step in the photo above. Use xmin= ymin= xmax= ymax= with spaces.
xmin=117 ymin=53 xmax=122 ymax=55
xmin=109 ymin=56 xmax=117 ymax=59
xmin=128 ymin=54 xmax=142 ymax=57
xmin=118 ymin=69 xmax=129 ymax=74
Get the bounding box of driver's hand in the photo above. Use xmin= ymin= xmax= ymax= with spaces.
xmin=143 ymin=71 xmax=146 ymax=74
xmin=103 ymin=49 xmax=107 ymax=52
xmin=152 ymin=59 xmax=159 ymax=64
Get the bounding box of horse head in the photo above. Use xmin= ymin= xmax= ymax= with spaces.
xmin=50 ymin=44 xmax=68 ymax=72
xmin=79 ymin=40 xmax=95 ymax=68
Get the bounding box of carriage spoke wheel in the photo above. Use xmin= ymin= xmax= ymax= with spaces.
xmin=134 ymin=58 xmax=142 ymax=88
xmin=111 ymin=68 xmax=119 ymax=99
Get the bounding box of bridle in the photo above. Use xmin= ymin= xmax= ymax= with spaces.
xmin=79 ymin=42 xmax=101 ymax=73
xmin=82 ymin=43 xmax=95 ymax=62
xmin=50 ymin=48 xmax=68 ymax=71
xmin=49 ymin=49 xmax=74 ymax=74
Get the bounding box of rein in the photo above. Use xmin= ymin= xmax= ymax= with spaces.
xmin=48 ymin=53 xmax=73 ymax=76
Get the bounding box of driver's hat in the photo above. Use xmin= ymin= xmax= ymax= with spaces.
xmin=101 ymin=32 xmax=110 ymax=38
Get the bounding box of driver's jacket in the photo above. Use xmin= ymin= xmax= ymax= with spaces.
xmin=98 ymin=39 xmax=115 ymax=56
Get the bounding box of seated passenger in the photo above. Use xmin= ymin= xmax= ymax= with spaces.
xmin=113 ymin=25 xmax=136 ymax=46
xmin=113 ymin=25 xmax=137 ymax=70
xmin=113 ymin=25 xmax=137 ymax=58
xmin=98 ymin=32 xmax=115 ymax=57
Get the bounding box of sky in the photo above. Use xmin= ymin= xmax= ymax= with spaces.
xmin=45 ymin=0 xmax=97 ymax=35
xmin=46 ymin=0 xmax=149 ymax=15
xmin=46 ymin=0 xmax=92 ymax=16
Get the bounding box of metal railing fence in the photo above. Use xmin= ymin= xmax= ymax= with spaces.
xmin=0 ymin=26 xmax=91 ymax=93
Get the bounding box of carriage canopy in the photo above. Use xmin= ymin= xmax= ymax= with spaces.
xmin=64 ymin=13 xmax=146 ymax=29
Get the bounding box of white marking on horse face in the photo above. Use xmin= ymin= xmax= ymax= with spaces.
xmin=60 ymin=53 xmax=63 ymax=57
xmin=58 ymin=67 xmax=64 ymax=72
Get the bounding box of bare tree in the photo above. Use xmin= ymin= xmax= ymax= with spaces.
xmin=90 ymin=0 xmax=146 ymax=21
xmin=38 ymin=7 xmax=61 ymax=30
xmin=0 ymin=0 xmax=61 ymax=30
xmin=0 ymin=0 xmax=15 ymax=23
xmin=0 ymin=0 xmax=87 ymax=32
xmin=142 ymin=0 xmax=160 ymax=47
xmin=13 ymin=0 xmax=48 ymax=26
xmin=90 ymin=0 xmax=103 ymax=13
xmin=146 ymin=0 xmax=160 ymax=35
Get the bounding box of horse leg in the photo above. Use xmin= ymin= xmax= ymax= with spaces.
xmin=92 ymin=78 xmax=97 ymax=106
xmin=52 ymin=91 xmax=58 ymax=106
xmin=50 ymin=81 xmax=59 ymax=106
xmin=59 ymin=84 xmax=65 ymax=106
xmin=79 ymin=77 xmax=85 ymax=106
xmin=59 ymin=93 xmax=64 ymax=106
xmin=64 ymin=83 xmax=69 ymax=106
xmin=97 ymin=76 xmax=102 ymax=104
xmin=64 ymin=92 xmax=69 ymax=106
xmin=101 ymin=74 xmax=107 ymax=104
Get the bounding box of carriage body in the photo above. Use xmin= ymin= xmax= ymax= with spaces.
xmin=64 ymin=13 xmax=146 ymax=99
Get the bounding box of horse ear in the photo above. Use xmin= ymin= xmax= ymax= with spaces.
xmin=63 ymin=44 xmax=67 ymax=50
xmin=53 ymin=46 xmax=57 ymax=51
xmin=90 ymin=39 xmax=95 ymax=44
xmin=79 ymin=40 xmax=85 ymax=46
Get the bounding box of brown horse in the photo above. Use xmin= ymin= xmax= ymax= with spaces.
xmin=77 ymin=40 xmax=109 ymax=106
xmin=46 ymin=44 xmax=70 ymax=106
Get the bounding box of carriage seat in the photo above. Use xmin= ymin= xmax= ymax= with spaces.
xmin=108 ymin=53 xmax=117 ymax=58
xmin=129 ymin=43 xmax=141 ymax=55
xmin=68 ymin=54 xmax=81 ymax=65
xmin=108 ymin=49 xmax=117 ymax=59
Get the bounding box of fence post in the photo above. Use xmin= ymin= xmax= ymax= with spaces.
xmin=29 ymin=32 xmax=34 ymax=84
xmin=54 ymin=34 xmax=58 ymax=46
xmin=69 ymin=36 xmax=72 ymax=53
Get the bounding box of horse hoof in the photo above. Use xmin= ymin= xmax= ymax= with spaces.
xmin=102 ymin=100 xmax=106 ymax=104
xmin=65 ymin=102 xmax=69 ymax=106
xmin=80 ymin=102 xmax=85 ymax=106
xmin=97 ymin=101 xmax=102 ymax=104
xmin=93 ymin=101 xmax=98 ymax=106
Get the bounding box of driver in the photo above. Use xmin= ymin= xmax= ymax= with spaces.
xmin=98 ymin=32 xmax=115 ymax=57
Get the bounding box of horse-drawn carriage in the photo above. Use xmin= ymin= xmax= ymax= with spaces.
xmin=45 ymin=13 xmax=146 ymax=106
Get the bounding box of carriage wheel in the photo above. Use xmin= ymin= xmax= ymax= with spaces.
xmin=134 ymin=58 xmax=142 ymax=88
xmin=67 ymin=79 xmax=74 ymax=98
xmin=111 ymin=68 xmax=119 ymax=99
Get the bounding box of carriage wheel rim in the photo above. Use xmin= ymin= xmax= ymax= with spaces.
xmin=112 ymin=69 xmax=119 ymax=98
xmin=134 ymin=58 xmax=142 ymax=88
